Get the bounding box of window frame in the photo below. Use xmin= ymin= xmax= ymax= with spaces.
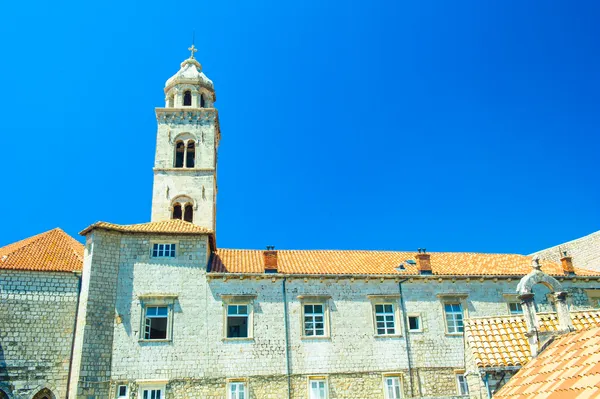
xmin=298 ymin=295 xmax=332 ymax=339
xmin=367 ymin=294 xmax=402 ymax=337
xmin=138 ymin=295 xmax=177 ymax=342
xmin=407 ymin=313 xmax=423 ymax=333
xmin=437 ymin=294 xmax=468 ymax=336
xmin=382 ymin=373 xmax=403 ymax=399
xmin=116 ymin=384 xmax=128 ymax=399
xmin=137 ymin=383 xmax=166 ymax=399
xmin=585 ymin=289 xmax=600 ymax=309
xmin=307 ymin=376 xmax=329 ymax=399
xmin=222 ymin=295 xmax=256 ymax=341
xmin=226 ymin=378 xmax=248 ymax=399
xmin=150 ymin=242 xmax=177 ymax=259
xmin=455 ymin=371 xmax=469 ymax=395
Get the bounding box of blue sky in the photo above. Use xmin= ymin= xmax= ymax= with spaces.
xmin=0 ymin=0 xmax=598 ymax=254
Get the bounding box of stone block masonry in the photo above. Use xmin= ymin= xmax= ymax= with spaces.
xmin=0 ymin=270 xmax=80 ymax=399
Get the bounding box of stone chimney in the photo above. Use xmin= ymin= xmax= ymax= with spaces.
xmin=263 ymin=246 xmax=278 ymax=273
xmin=415 ymin=250 xmax=432 ymax=274
xmin=560 ymin=254 xmax=575 ymax=275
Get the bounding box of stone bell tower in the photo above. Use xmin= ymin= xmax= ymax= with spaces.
xmin=151 ymin=44 xmax=220 ymax=231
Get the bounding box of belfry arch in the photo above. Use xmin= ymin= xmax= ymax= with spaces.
xmin=31 ymin=388 xmax=56 ymax=399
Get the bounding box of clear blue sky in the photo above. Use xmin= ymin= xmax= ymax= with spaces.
xmin=0 ymin=0 xmax=598 ymax=254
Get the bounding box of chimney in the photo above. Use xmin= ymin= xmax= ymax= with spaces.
xmin=415 ymin=249 xmax=432 ymax=274
xmin=560 ymin=252 xmax=575 ymax=275
xmin=263 ymin=246 xmax=278 ymax=273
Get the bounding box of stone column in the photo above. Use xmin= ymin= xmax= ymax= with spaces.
xmin=554 ymin=291 xmax=575 ymax=332
xmin=518 ymin=293 xmax=540 ymax=357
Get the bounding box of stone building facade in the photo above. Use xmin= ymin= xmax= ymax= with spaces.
xmin=1 ymin=48 xmax=600 ymax=399
xmin=533 ymin=230 xmax=600 ymax=273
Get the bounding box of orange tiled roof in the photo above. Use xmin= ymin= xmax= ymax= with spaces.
xmin=465 ymin=310 xmax=600 ymax=369
xmin=0 ymin=228 xmax=83 ymax=272
xmin=79 ymin=219 xmax=214 ymax=236
xmin=210 ymin=249 xmax=600 ymax=276
xmin=493 ymin=325 xmax=600 ymax=398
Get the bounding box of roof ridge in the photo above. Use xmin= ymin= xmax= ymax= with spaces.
xmin=216 ymin=248 xmax=530 ymax=256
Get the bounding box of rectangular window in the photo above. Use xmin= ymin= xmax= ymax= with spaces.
xmin=152 ymin=243 xmax=176 ymax=258
xmin=508 ymin=302 xmax=523 ymax=315
xmin=141 ymin=388 xmax=163 ymax=399
xmin=117 ymin=385 xmax=128 ymax=399
xmin=408 ymin=315 xmax=421 ymax=332
xmin=444 ymin=303 xmax=464 ymax=334
xmin=456 ymin=373 xmax=469 ymax=395
xmin=375 ymin=304 xmax=396 ymax=335
xmin=308 ymin=378 xmax=328 ymax=399
xmin=228 ymin=382 xmax=246 ymax=399
xmin=227 ymin=304 xmax=249 ymax=338
xmin=304 ymin=304 xmax=325 ymax=337
xmin=384 ymin=376 xmax=402 ymax=399
xmin=144 ymin=306 xmax=169 ymax=340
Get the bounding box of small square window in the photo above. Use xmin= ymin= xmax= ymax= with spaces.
xmin=508 ymin=302 xmax=523 ymax=315
xmin=144 ymin=306 xmax=169 ymax=340
xmin=375 ymin=303 xmax=396 ymax=335
xmin=384 ymin=376 xmax=402 ymax=399
xmin=408 ymin=315 xmax=421 ymax=332
xmin=227 ymin=304 xmax=249 ymax=338
xmin=152 ymin=243 xmax=176 ymax=258
xmin=228 ymin=381 xmax=246 ymax=399
xmin=117 ymin=385 xmax=128 ymax=399
xmin=456 ymin=373 xmax=469 ymax=395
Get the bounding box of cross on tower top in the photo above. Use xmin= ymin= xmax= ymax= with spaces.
xmin=188 ymin=44 xmax=198 ymax=59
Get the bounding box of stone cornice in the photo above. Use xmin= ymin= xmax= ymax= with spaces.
xmin=153 ymin=167 xmax=215 ymax=173
xmin=155 ymin=107 xmax=218 ymax=124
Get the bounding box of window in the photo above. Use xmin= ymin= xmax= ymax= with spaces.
xmin=308 ymin=377 xmax=328 ymax=399
xmin=304 ymin=304 xmax=325 ymax=337
xmin=152 ymin=243 xmax=176 ymax=258
xmin=144 ymin=306 xmax=169 ymax=340
xmin=183 ymin=90 xmax=192 ymax=106
xmin=175 ymin=141 xmax=185 ymax=167
xmin=227 ymin=381 xmax=246 ymax=399
xmin=184 ymin=204 xmax=193 ymax=223
xmin=117 ymin=385 xmax=128 ymax=399
xmin=172 ymin=203 xmax=182 ymax=220
xmin=375 ymin=304 xmax=396 ymax=335
xmin=585 ymin=290 xmax=600 ymax=309
xmin=227 ymin=304 xmax=249 ymax=338
xmin=456 ymin=373 xmax=469 ymax=395
xmin=140 ymin=387 xmax=164 ymax=399
xmin=407 ymin=315 xmax=421 ymax=332
xmin=200 ymin=94 xmax=206 ymax=108
xmin=186 ymin=141 xmax=195 ymax=168
xmin=444 ymin=303 xmax=464 ymax=334
xmin=508 ymin=302 xmax=523 ymax=314
xmin=383 ymin=376 xmax=402 ymax=399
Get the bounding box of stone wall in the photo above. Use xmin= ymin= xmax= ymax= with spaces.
xmin=533 ymin=230 xmax=600 ymax=272
xmin=0 ymin=270 xmax=80 ymax=399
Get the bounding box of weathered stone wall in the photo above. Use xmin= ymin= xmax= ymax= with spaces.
xmin=533 ymin=230 xmax=600 ymax=272
xmin=0 ymin=270 xmax=79 ymax=399
xmin=68 ymin=231 xmax=121 ymax=399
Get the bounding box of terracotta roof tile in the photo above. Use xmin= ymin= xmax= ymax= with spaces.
xmin=0 ymin=228 xmax=83 ymax=272
xmin=80 ymin=219 xmax=214 ymax=236
xmin=464 ymin=311 xmax=600 ymax=369
xmin=210 ymin=249 xmax=599 ymax=276
xmin=494 ymin=326 xmax=600 ymax=398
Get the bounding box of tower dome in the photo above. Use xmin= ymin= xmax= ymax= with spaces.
xmin=163 ymin=45 xmax=215 ymax=108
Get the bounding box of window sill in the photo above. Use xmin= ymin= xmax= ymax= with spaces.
xmin=445 ymin=332 xmax=464 ymax=337
xmin=374 ymin=334 xmax=403 ymax=338
xmin=408 ymin=329 xmax=424 ymax=333
xmin=138 ymin=339 xmax=172 ymax=344
xmin=222 ymin=337 xmax=254 ymax=342
xmin=301 ymin=336 xmax=331 ymax=341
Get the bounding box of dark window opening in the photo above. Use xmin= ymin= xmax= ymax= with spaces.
xmin=175 ymin=141 xmax=185 ymax=168
xmin=408 ymin=315 xmax=420 ymax=331
xmin=200 ymin=94 xmax=206 ymax=108
xmin=183 ymin=91 xmax=192 ymax=106
xmin=186 ymin=141 xmax=195 ymax=168
xmin=172 ymin=204 xmax=182 ymax=220
xmin=144 ymin=306 xmax=168 ymax=340
xmin=184 ymin=204 xmax=193 ymax=223
xmin=227 ymin=304 xmax=249 ymax=338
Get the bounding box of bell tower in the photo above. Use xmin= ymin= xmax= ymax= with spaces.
xmin=151 ymin=45 xmax=220 ymax=231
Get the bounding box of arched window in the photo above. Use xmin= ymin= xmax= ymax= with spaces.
xmin=0 ymin=389 xmax=9 ymax=399
xmin=172 ymin=203 xmax=182 ymax=220
xmin=200 ymin=94 xmax=206 ymax=108
xmin=183 ymin=91 xmax=192 ymax=106
xmin=184 ymin=203 xmax=193 ymax=222
xmin=32 ymin=389 xmax=55 ymax=399
xmin=174 ymin=141 xmax=185 ymax=168
xmin=186 ymin=141 xmax=195 ymax=168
